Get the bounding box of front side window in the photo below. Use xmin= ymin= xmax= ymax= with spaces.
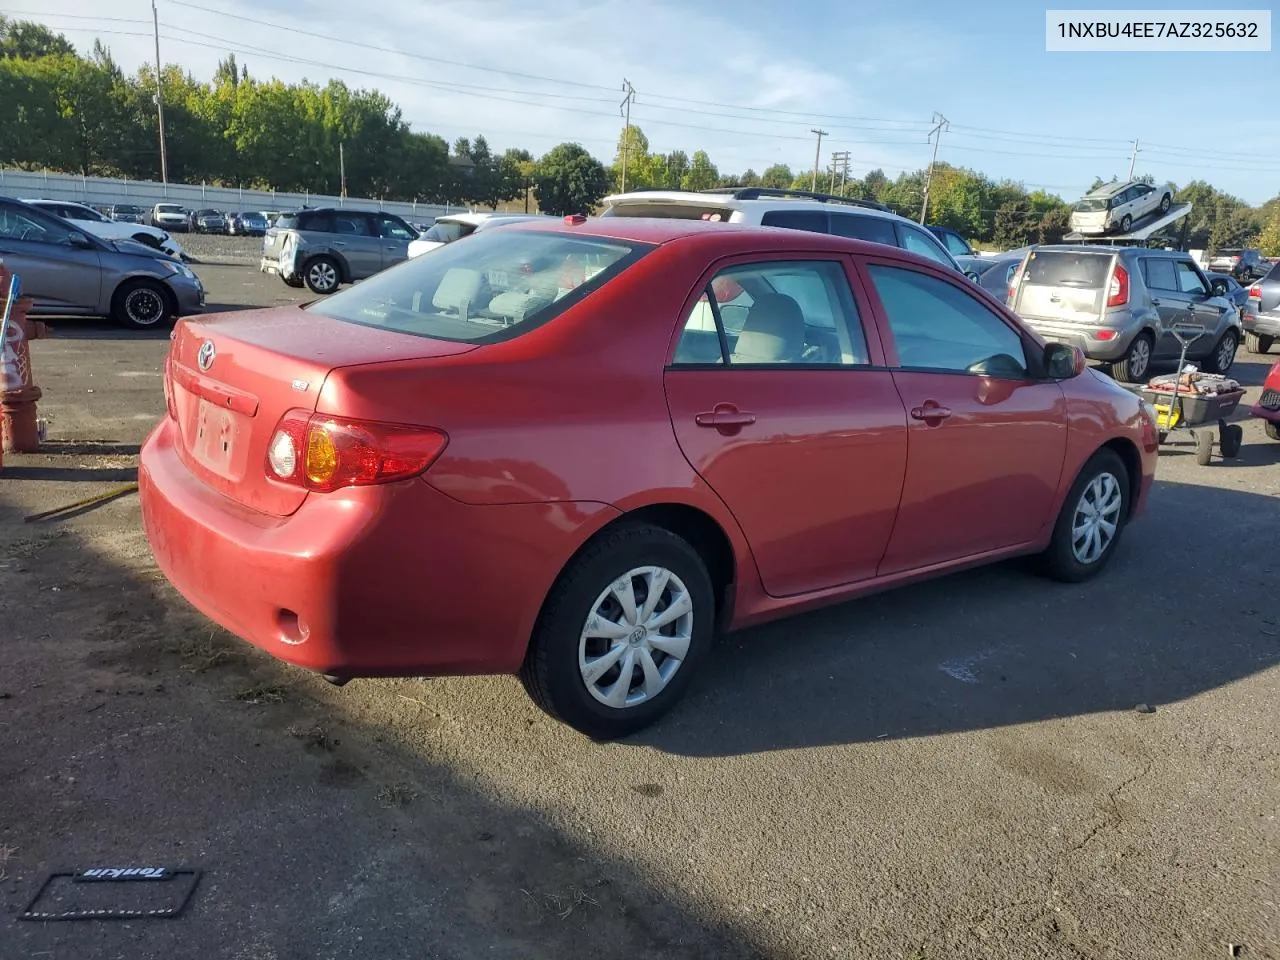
xmin=868 ymin=264 xmax=1028 ymax=378
xmin=0 ymin=206 xmax=76 ymax=245
xmin=1175 ymin=261 xmax=1208 ymax=295
xmin=896 ymin=223 xmax=954 ymax=268
xmin=938 ymin=230 xmax=972 ymax=257
xmin=830 ymin=213 xmax=896 ymax=246
xmin=306 ymin=229 xmax=647 ymax=343
xmin=672 ymin=260 xmax=869 ymax=366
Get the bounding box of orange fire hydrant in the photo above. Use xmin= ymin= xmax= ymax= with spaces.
xmin=0 ymin=267 xmax=50 ymax=454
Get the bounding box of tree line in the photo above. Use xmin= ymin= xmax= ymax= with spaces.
xmin=2 ymin=16 xmax=1278 ymax=252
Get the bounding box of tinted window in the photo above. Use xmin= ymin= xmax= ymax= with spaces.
xmin=760 ymin=210 xmax=829 ymax=233
xmin=306 ymin=229 xmax=645 ymax=343
xmin=377 ymin=214 xmax=416 ymax=240
xmin=1142 ymin=258 xmax=1179 ymax=291
xmin=936 ymin=230 xmax=972 ymax=257
xmin=422 ymin=221 xmax=473 ymax=243
xmin=868 ymin=264 xmax=1028 ymax=377
xmin=1023 ymin=250 xmax=1112 ymax=288
xmin=673 ymin=260 xmax=869 ymax=366
xmin=830 ymin=213 xmax=896 ymax=245
xmin=896 ymin=223 xmax=953 ymax=267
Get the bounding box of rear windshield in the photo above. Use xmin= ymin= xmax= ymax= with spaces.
xmin=1072 ymin=198 xmax=1109 ymax=212
xmin=1021 ymin=250 xmax=1113 ymax=288
xmin=306 ymin=229 xmax=651 ymax=343
xmin=1215 ymin=248 xmax=1243 ymax=256
xmin=601 ymin=200 xmax=737 ymax=222
xmin=422 ymin=221 xmax=473 ymax=243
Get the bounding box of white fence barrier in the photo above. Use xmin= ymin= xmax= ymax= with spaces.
xmin=0 ymin=167 xmax=465 ymax=223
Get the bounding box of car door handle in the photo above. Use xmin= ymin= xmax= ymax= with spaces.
xmin=910 ymin=402 xmax=953 ymax=425
xmin=331 ymin=241 xmax=346 ymax=247
xmin=1151 ymin=297 xmax=1162 ymax=306
xmin=695 ymin=404 xmax=756 ymax=434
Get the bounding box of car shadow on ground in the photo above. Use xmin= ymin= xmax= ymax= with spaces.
xmin=38 ymin=304 xmax=250 ymax=342
xmin=0 ymin=492 xmax=766 ymax=960
xmin=636 ymin=480 xmax=1280 ymax=758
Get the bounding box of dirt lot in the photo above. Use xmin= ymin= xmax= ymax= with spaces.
xmin=1 ymin=262 xmax=1278 ymax=960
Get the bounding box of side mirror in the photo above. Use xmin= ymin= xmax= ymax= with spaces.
xmin=68 ymin=231 xmax=93 ymax=248
xmin=965 ymin=269 xmax=982 ymax=283
xmin=1209 ymin=279 xmax=1228 ymax=297
xmin=1044 ymin=341 xmax=1086 ymax=379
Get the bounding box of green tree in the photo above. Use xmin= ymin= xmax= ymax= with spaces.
xmin=1257 ymin=210 xmax=1280 ymax=258
xmin=534 ymin=142 xmax=609 ymax=216
xmin=760 ymin=163 xmax=793 ymax=189
xmin=681 ymin=150 xmax=718 ymax=192
xmin=612 ymin=125 xmax=652 ymax=190
xmin=0 ymin=16 xmax=75 ymax=59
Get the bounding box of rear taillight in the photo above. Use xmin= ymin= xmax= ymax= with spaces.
xmin=1248 ymin=283 xmax=1262 ymax=300
xmin=162 ymin=357 xmax=177 ymax=420
xmin=266 ymin=410 xmax=448 ymax=493
xmin=1107 ymin=263 xmax=1129 ymax=307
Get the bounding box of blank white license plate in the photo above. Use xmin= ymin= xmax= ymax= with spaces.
xmin=192 ymin=398 xmax=239 ymax=476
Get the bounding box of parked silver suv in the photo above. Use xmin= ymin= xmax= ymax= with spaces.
xmin=1008 ymin=245 xmax=1241 ymax=383
xmin=259 ymin=207 xmax=420 ymax=294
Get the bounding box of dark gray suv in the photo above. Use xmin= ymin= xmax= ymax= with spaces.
xmin=259 ymin=207 xmax=420 ymax=295
xmin=1009 ymin=245 xmax=1242 ymax=383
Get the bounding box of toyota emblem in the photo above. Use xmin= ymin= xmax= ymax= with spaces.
xmin=196 ymin=339 xmax=216 ymax=372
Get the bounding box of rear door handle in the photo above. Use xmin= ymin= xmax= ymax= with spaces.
xmin=910 ymin=402 xmax=953 ymax=425
xmin=331 ymin=241 xmax=346 ymax=248
xmin=695 ymin=404 xmax=756 ymax=434
xmin=1151 ymin=297 xmax=1161 ymax=306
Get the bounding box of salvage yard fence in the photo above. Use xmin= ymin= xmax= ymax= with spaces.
xmin=0 ymin=168 xmax=465 ymax=223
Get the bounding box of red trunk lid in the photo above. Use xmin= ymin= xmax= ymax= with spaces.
xmin=167 ymin=306 xmax=477 ymax=517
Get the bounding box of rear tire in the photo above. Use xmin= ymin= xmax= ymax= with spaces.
xmin=303 ymin=255 xmax=341 ymax=295
xmin=1266 ymin=422 xmax=1280 ymax=441
xmin=1159 ymin=193 xmax=1171 ymax=214
xmin=1220 ymin=423 xmax=1243 ymax=458
xmin=1040 ymin=449 xmax=1130 ymax=583
xmin=1201 ymin=329 xmax=1238 ymax=374
xmin=1195 ymin=430 xmax=1214 ymax=465
xmin=1119 ymin=214 xmax=1133 ymax=233
xmin=112 ymin=278 xmax=174 ymax=330
xmin=519 ymin=522 xmax=715 ymax=740
xmin=1109 ymin=332 xmax=1152 ymax=383
xmin=282 ymin=274 xmax=305 ymax=289
xmin=1245 ymin=332 xmax=1274 ymax=354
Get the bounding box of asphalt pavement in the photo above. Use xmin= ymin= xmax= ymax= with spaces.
xmin=0 ymin=261 xmax=1276 ymax=960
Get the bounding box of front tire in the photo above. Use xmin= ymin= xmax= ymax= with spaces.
xmin=1245 ymin=332 xmax=1274 ymax=354
xmin=519 ymin=522 xmax=715 ymax=740
xmin=112 ymin=279 xmax=174 ymax=330
xmin=1041 ymin=449 xmax=1130 ymax=583
xmin=1265 ymin=422 xmax=1280 ymax=441
xmin=303 ymin=255 xmax=341 ymax=295
xmin=1201 ymin=329 xmax=1238 ymax=374
xmin=1110 ymin=332 xmax=1152 ymax=383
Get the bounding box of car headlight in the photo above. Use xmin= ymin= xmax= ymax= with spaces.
xmin=159 ymin=260 xmax=195 ymax=280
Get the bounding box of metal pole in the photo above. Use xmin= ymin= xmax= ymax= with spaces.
xmin=810 ymin=129 xmax=828 ymax=192
xmin=919 ymin=112 xmax=948 ymax=223
xmin=1127 ymin=138 xmax=1140 ymax=180
xmin=339 ymin=141 xmax=347 ymax=198
xmin=619 ymin=79 xmax=636 ymax=193
xmin=151 ymin=0 xmax=169 ymax=184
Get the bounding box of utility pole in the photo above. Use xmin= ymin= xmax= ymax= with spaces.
xmin=919 ymin=112 xmax=948 ymax=223
xmin=151 ymin=0 xmax=169 ymax=184
xmin=1127 ymin=138 xmax=1140 ymax=180
xmin=831 ymin=150 xmax=851 ymax=195
xmin=339 ymin=141 xmax=347 ymax=198
xmin=810 ymin=129 xmax=828 ymax=192
xmin=619 ymin=78 xmax=636 ymax=193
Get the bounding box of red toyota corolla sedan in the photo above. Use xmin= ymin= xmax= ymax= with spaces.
xmin=140 ymin=217 xmax=1159 ymax=738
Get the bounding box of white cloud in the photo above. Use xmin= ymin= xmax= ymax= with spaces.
xmin=26 ymin=0 xmax=931 ymax=178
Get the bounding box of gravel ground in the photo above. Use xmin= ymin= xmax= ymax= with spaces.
xmin=179 ymin=233 xmax=264 ymax=266
xmin=1 ymin=264 xmax=1277 ymax=960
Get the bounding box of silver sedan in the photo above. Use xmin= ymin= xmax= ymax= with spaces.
xmin=0 ymin=198 xmax=205 ymax=330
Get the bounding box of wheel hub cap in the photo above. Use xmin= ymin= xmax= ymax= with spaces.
xmin=1071 ymin=472 xmax=1122 ymax=565
xmin=578 ymin=566 xmax=694 ymax=710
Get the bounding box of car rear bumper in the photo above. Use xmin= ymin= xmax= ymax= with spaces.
xmin=139 ymin=418 xmax=613 ymax=678
xmin=1017 ymin=317 xmax=1134 ymax=362
xmin=1245 ymin=312 xmax=1280 ymax=338
xmin=259 ymin=257 xmax=294 ymax=281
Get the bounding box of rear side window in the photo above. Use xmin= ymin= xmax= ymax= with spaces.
xmin=601 ymin=201 xmax=738 ymax=222
xmin=306 ymin=229 xmax=648 ymax=343
xmin=332 ymin=213 xmax=371 ymax=236
xmin=1022 ymin=251 xmax=1112 ymax=288
xmin=1142 ymin=258 xmax=1178 ymax=291
xmin=830 ymin=213 xmax=896 ymax=246
xmin=760 ymin=210 xmax=829 ymax=233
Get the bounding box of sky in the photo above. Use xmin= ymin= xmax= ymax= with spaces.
xmin=10 ymin=0 xmax=1280 ymax=204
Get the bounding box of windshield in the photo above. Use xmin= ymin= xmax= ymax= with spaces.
xmin=306 ymin=229 xmax=649 ymax=343
xmin=1072 ymin=198 xmax=1109 ymax=212
xmin=115 ymin=205 xmax=144 ymax=214
xmin=602 ymin=200 xmax=737 ymax=221
xmin=157 ymin=204 xmax=183 ymax=214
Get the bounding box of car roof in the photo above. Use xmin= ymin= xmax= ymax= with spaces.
xmin=503 ymin=215 xmax=964 ymax=267
xmin=602 ymin=189 xmax=907 ymax=222
xmin=1031 ymin=243 xmax=1189 ymax=258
